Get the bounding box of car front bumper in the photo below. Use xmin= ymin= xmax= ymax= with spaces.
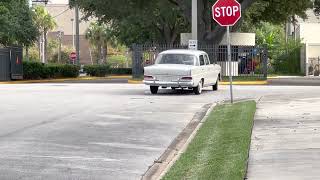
xmin=143 ymin=80 xmax=194 ymax=88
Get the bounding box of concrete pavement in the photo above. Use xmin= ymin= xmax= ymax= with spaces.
xmin=268 ymin=76 xmax=320 ymax=86
xmin=246 ymin=88 xmax=320 ymax=180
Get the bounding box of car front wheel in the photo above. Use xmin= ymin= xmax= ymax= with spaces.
xmin=150 ymin=86 xmax=159 ymax=94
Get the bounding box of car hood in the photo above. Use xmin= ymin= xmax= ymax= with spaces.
xmin=144 ymin=64 xmax=194 ymax=76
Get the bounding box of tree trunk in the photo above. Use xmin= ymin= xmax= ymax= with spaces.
xmin=104 ymin=43 xmax=108 ymax=63
xmin=44 ymin=29 xmax=48 ymax=63
xmin=38 ymin=36 xmax=41 ymax=61
xmin=26 ymin=46 xmax=29 ymax=61
xmin=98 ymin=43 xmax=102 ymax=64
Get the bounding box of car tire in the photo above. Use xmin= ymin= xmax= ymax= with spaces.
xmin=150 ymin=86 xmax=159 ymax=94
xmin=212 ymin=80 xmax=219 ymax=91
xmin=193 ymin=81 xmax=202 ymax=95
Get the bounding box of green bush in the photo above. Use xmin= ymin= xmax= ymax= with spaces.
xmin=83 ymin=64 xmax=111 ymax=77
xmin=108 ymin=55 xmax=129 ymax=68
xmin=110 ymin=68 xmax=132 ymax=75
xmin=23 ymin=61 xmax=46 ymax=79
xmin=23 ymin=61 xmax=79 ymax=79
xmin=83 ymin=64 xmax=132 ymax=77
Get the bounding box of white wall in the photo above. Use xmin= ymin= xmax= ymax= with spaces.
xmin=298 ymin=23 xmax=320 ymax=44
xmin=180 ymin=33 xmax=255 ymax=46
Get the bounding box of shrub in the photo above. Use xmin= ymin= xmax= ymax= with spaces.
xmin=110 ymin=68 xmax=132 ymax=75
xmin=23 ymin=61 xmax=79 ymax=79
xmin=83 ymin=64 xmax=132 ymax=77
xmin=23 ymin=61 xmax=46 ymax=79
xmin=108 ymin=55 xmax=129 ymax=68
xmin=83 ymin=64 xmax=110 ymax=77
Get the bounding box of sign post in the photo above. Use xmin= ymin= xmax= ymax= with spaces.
xmin=212 ymin=0 xmax=241 ymax=103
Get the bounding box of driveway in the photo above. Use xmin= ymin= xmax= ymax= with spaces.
xmin=1 ymin=84 xmax=320 ymax=180
xmin=247 ymin=87 xmax=320 ymax=179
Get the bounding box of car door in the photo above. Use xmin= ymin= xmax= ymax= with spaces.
xmin=199 ymin=55 xmax=207 ymax=84
xmin=203 ymin=54 xmax=214 ymax=85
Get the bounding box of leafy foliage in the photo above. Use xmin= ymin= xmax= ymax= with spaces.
xmin=83 ymin=64 xmax=111 ymax=77
xmin=315 ymin=0 xmax=320 ymax=16
xmin=71 ymin=0 xmax=316 ymax=44
xmin=23 ymin=61 xmax=80 ymax=79
xmin=0 ymin=0 xmax=38 ymax=46
xmin=254 ymin=22 xmax=301 ymax=74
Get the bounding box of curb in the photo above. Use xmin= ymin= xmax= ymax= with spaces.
xmin=220 ymin=81 xmax=268 ymax=85
xmin=0 ymin=76 xmax=132 ymax=84
xmin=127 ymin=81 xmax=268 ymax=85
xmin=141 ymin=103 xmax=216 ymax=180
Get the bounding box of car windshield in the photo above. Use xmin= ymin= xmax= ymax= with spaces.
xmin=155 ymin=54 xmax=196 ymax=65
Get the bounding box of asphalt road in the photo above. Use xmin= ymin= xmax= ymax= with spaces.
xmin=1 ymin=84 xmax=320 ymax=180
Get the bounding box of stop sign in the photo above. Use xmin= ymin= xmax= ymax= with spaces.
xmin=69 ymin=52 xmax=77 ymax=60
xmin=212 ymin=0 xmax=241 ymax=26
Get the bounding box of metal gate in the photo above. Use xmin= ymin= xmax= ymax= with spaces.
xmin=0 ymin=47 xmax=23 ymax=81
xmin=131 ymin=44 xmax=268 ymax=79
xmin=308 ymin=57 xmax=320 ymax=76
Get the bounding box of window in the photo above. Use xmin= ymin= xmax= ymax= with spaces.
xmin=199 ymin=55 xmax=205 ymax=66
xmin=204 ymin=55 xmax=210 ymax=65
xmin=155 ymin=54 xmax=196 ymax=65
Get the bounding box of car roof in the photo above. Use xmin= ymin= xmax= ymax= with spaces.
xmin=159 ymin=49 xmax=207 ymax=56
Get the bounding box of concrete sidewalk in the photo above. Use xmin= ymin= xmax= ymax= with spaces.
xmin=246 ymin=93 xmax=320 ymax=180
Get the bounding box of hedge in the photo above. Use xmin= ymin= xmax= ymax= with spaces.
xmin=23 ymin=61 xmax=79 ymax=80
xmin=83 ymin=64 xmax=132 ymax=77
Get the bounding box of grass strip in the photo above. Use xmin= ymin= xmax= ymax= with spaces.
xmin=162 ymin=101 xmax=256 ymax=180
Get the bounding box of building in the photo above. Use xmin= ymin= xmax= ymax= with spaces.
xmin=35 ymin=0 xmax=94 ymax=64
xmin=295 ymin=10 xmax=320 ymax=76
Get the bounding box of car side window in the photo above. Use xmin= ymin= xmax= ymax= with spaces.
xmin=199 ymin=55 xmax=205 ymax=66
xmin=204 ymin=55 xmax=210 ymax=65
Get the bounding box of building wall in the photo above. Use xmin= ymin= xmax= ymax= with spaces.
xmin=297 ymin=23 xmax=320 ymax=75
xmin=48 ymin=32 xmax=93 ymax=64
xmin=44 ymin=3 xmax=94 ymax=64
xmin=180 ymin=33 xmax=256 ymax=46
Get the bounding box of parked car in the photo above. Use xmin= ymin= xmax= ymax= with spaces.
xmin=143 ymin=49 xmax=221 ymax=95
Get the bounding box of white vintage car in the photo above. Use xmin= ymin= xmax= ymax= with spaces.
xmin=144 ymin=49 xmax=221 ymax=95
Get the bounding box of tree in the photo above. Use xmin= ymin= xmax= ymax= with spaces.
xmin=33 ymin=5 xmax=57 ymax=63
xmin=315 ymin=0 xmax=320 ymax=16
xmin=71 ymin=0 xmax=315 ymax=45
xmin=0 ymin=0 xmax=38 ymax=47
xmin=85 ymin=22 xmax=115 ymax=64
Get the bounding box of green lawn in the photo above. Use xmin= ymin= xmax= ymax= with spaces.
xmin=162 ymin=101 xmax=256 ymax=180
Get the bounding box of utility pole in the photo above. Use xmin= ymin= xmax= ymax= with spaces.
xmin=75 ymin=3 xmax=80 ymax=65
xmin=71 ymin=18 xmax=75 ymax=50
xmin=192 ymin=0 xmax=197 ymax=40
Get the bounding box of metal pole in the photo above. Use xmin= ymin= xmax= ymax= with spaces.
xmin=192 ymin=0 xmax=197 ymax=40
xmin=71 ymin=18 xmax=75 ymax=50
xmin=75 ymin=3 xmax=80 ymax=65
xmin=227 ymin=26 xmax=234 ymax=103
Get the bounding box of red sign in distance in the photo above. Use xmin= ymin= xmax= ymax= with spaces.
xmin=69 ymin=52 xmax=77 ymax=60
xmin=212 ymin=0 xmax=241 ymax=26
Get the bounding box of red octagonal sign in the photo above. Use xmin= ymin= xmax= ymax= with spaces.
xmin=212 ymin=0 xmax=241 ymax=27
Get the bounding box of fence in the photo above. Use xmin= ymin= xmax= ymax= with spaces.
xmin=131 ymin=44 xmax=268 ymax=79
xmin=0 ymin=47 xmax=23 ymax=81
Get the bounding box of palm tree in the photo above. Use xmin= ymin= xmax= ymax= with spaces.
xmin=85 ymin=22 xmax=113 ymax=64
xmin=33 ymin=6 xmax=57 ymax=63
